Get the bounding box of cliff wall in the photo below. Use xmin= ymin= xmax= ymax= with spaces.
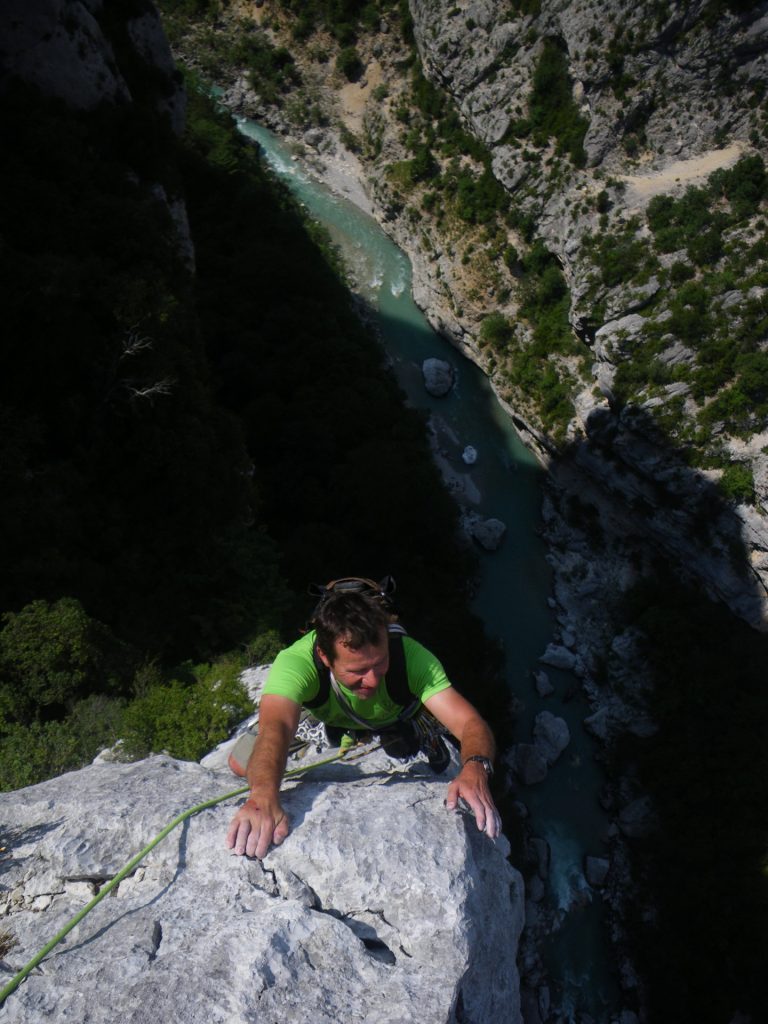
xmin=207 ymin=0 xmax=768 ymax=629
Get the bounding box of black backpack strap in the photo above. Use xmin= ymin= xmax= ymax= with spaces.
xmin=305 ymin=625 xmax=414 ymax=717
xmin=384 ymin=626 xmax=411 ymax=708
xmin=306 ymin=641 xmax=332 ymax=710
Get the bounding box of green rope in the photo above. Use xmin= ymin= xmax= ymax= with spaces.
xmin=0 ymin=746 xmax=363 ymax=1006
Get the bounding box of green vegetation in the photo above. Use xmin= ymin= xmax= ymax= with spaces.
xmin=578 ymin=156 xmax=768 ymax=460
xmin=480 ymin=312 xmax=514 ymax=349
xmin=386 ymin=66 xmax=509 ymax=227
xmin=586 ymin=217 xmax=659 ymax=289
xmin=163 ymin=10 xmax=300 ymax=101
xmin=336 ymin=45 xmax=364 ymax=81
xmin=647 ymin=156 xmax=766 ymax=261
xmin=506 ymin=38 xmax=588 ymax=167
xmin=717 ymin=461 xmax=756 ymax=503
xmin=618 ymin=576 xmax=768 ymax=1024
xmin=476 ymin=243 xmax=581 ymax=437
xmin=506 ymin=0 xmax=542 ymax=15
xmin=273 ymin=0 xmax=404 ymax=44
xmin=120 ymin=659 xmax=253 ymax=761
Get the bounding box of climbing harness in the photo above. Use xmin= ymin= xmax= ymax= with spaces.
xmin=0 ymin=744 xmax=377 ymax=1007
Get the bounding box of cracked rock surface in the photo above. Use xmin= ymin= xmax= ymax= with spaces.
xmin=0 ymin=752 xmax=522 ymax=1023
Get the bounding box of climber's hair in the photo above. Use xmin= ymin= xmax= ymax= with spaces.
xmin=313 ymin=590 xmax=392 ymax=661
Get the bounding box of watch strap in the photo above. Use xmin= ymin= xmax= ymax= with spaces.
xmin=463 ymin=755 xmax=493 ymax=776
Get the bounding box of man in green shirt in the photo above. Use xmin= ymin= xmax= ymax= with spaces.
xmin=225 ymin=580 xmax=501 ymax=859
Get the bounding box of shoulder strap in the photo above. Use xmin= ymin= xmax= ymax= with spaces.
xmin=384 ymin=624 xmax=411 ymax=708
xmin=306 ymin=640 xmax=331 ymax=710
xmin=305 ymin=624 xmax=414 ymax=716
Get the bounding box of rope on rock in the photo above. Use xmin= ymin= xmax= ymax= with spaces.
xmin=0 ymin=744 xmax=376 ymax=1006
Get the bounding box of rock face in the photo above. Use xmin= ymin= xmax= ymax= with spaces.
xmin=0 ymin=752 xmax=523 ymax=1024
xmin=0 ymin=0 xmax=185 ymax=133
xmin=403 ymin=0 xmax=768 ymax=629
xmin=0 ymin=0 xmax=193 ymax=268
xmin=410 ymin=0 xmax=768 ymax=172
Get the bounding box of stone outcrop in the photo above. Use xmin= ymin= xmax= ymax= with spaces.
xmin=0 ymin=0 xmax=193 ymax=269
xmin=0 ymin=749 xmax=523 ymax=1023
xmin=506 ymin=712 xmax=570 ymax=786
xmin=410 ymin=0 xmax=768 ymax=173
xmin=0 ymin=0 xmax=185 ymax=132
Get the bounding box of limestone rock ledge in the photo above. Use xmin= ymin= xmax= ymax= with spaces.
xmin=0 ymin=753 xmax=523 ymax=1024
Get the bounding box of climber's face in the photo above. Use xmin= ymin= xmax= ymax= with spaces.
xmin=317 ymin=631 xmax=390 ymax=700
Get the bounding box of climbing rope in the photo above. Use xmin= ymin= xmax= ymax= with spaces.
xmin=0 ymin=744 xmax=377 ymax=1006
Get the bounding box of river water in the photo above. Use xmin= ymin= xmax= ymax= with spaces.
xmin=239 ymin=119 xmax=619 ymax=1022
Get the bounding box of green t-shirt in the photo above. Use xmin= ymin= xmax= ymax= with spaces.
xmin=262 ymin=630 xmax=452 ymax=730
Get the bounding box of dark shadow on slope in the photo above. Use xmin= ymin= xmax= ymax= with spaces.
xmin=548 ymin=400 xmax=768 ymax=1024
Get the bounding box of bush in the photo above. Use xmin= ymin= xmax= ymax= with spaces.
xmin=719 ymin=462 xmax=755 ymax=503
xmin=0 ymin=695 xmax=125 ymax=792
xmin=480 ymin=312 xmax=513 ymax=350
xmin=0 ymin=598 xmax=131 ymax=721
xmin=336 ymin=46 xmax=363 ymax=82
xmin=527 ymin=38 xmax=588 ymax=166
xmin=120 ymin=658 xmax=253 ymax=761
xmin=669 ymin=260 xmax=695 ymax=284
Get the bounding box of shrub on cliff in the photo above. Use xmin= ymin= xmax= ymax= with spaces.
xmin=120 ymin=659 xmax=253 ymax=761
xmin=0 ymin=599 xmax=132 ymax=723
xmin=336 ymin=45 xmax=364 ymax=81
xmin=528 ymin=38 xmax=588 ymax=167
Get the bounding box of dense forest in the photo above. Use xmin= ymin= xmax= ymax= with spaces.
xmin=0 ymin=48 xmax=500 ymax=789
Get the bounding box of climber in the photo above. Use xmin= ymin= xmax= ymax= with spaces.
xmin=225 ymin=577 xmax=501 ymax=859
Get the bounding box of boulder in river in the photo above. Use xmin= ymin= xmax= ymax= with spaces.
xmin=461 ymin=445 xmax=478 ymax=465
xmin=532 ymin=670 xmax=554 ymax=697
xmin=508 ymin=743 xmax=549 ymax=786
xmin=585 ymin=855 xmax=610 ymax=888
xmin=533 ymin=712 xmax=570 ymax=766
xmin=422 ymin=357 xmax=454 ymax=397
xmin=539 ymin=643 xmax=577 ymax=671
xmin=468 ymin=515 xmax=507 ymax=551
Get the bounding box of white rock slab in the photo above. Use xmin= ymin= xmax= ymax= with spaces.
xmin=0 ymin=753 xmax=523 ymax=1023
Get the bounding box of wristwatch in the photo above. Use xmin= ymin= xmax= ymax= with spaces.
xmin=462 ymin=755 xmax=494 ymax=777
